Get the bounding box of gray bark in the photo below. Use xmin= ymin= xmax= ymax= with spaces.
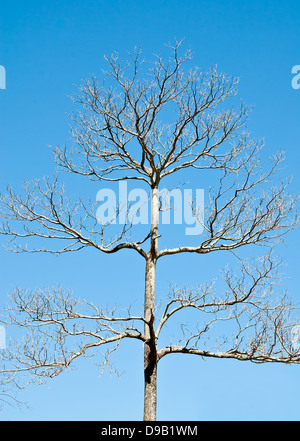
xmin=143 ymin=187 xmax=158 ymax=421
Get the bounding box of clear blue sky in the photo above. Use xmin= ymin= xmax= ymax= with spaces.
xmin=0 ymin=0 xmax=299 ymax=421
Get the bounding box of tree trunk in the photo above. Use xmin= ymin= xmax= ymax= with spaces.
xmin=143 ymin=187 xmax=158 ymax=421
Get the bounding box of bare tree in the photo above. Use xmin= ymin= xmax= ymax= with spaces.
xmin=0 ymin=41 xmax=299 ymax=421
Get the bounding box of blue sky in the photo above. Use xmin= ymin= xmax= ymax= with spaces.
xmin=0 ymin=0 xmax=300 ymax=421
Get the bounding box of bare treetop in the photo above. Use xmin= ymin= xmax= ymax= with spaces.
xmin=0 ymin=42 xmax=297 ymax=257
xmin=54 ymin=41 xmax=249 ymax=187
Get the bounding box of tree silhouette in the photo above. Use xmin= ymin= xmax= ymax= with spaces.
xmin=0 ymin=41 xmax=299 ymax=421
